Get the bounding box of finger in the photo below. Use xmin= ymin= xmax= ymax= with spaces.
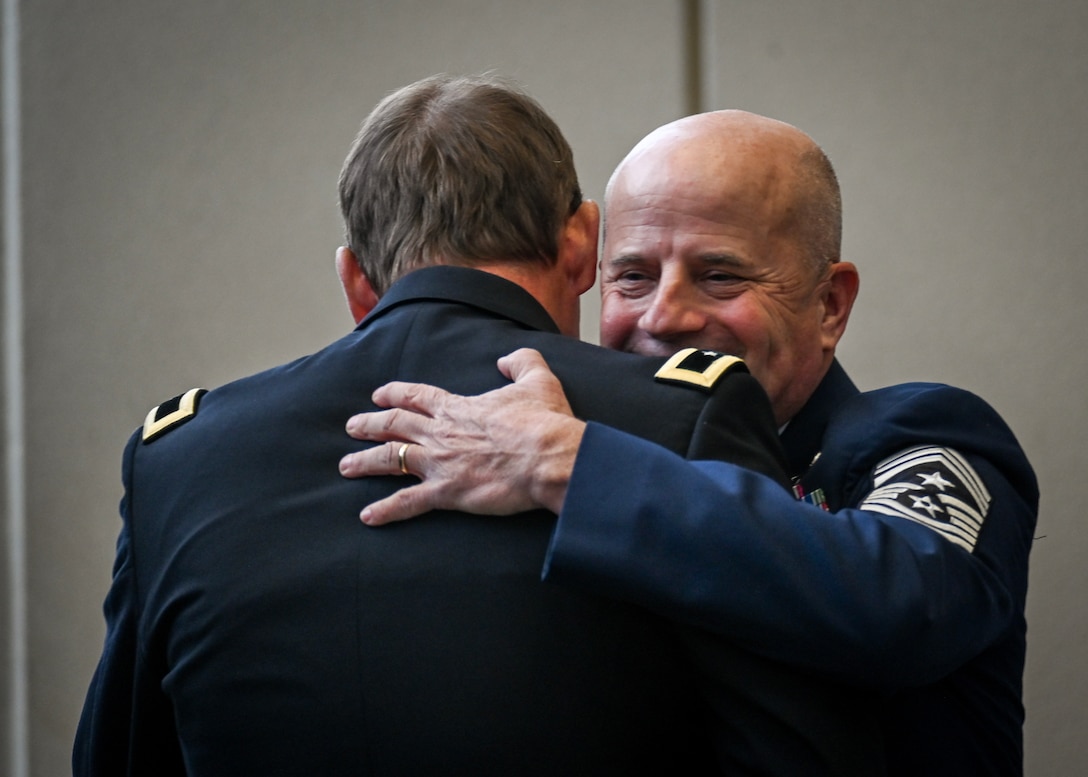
xmin=370 ymin=380 xmax=454 ymax=415
xmin=345 ymin=407 xmax=427 ymax=443
xmin=496 ymin=348 xmax=549 ymax=382
xmin=339 ymin=441 xmax=414 ymax=478
xmin=360 ymin=482 xmax=439 ymax=526
xmin=496 ymin=348 xmax=572 ymax=415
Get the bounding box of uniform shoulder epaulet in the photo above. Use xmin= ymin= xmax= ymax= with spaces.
xmin=142 ymin=387 xmax=208 ymax=443
xmin=654 ymin=348 xmax=746 ymax=391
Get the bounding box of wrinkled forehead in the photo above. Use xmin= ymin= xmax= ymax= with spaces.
xmin=605 ymin=137 xmax=793 ymax=237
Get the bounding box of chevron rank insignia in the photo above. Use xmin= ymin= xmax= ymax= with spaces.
xmin=142 ymin=388 xmax=208 ymax=443
xmin=654 ymin=348 xmax=745 ymax=391
xmin=858 ymin=445 xmax=991 ymax=552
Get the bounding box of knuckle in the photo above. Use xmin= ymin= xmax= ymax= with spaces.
xmin=380 ymin=409 xmax=400 ymax=433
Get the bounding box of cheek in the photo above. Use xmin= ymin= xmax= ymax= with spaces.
xmin=598 ymin=294 xmax=638 ymax=349
xmin=708 ymin=303 xmax=786 ymax=386
xmin=706 ymin=300 xmax=770 ymax=353
xmin=599 ymin=309 xmax=631 ymax=349
xmin=751 ymin=310 xmax=820 ymax=393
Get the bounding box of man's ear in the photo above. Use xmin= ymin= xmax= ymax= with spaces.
xmin=820 ymin=261 xmax=859 ymax=350
xmin=558 ymin=200 xmax=600 ymax=295
xmin=336 ymin=247 xmax=379 ymax=324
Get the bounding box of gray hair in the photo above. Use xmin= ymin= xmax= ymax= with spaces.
xmin=792 ymin=146 xmax=843 ymax=278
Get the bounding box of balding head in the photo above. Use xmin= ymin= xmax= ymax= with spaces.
xmin=607 ymin=110 xmax=841 ymax=278
xmin=599 ymin=110 xmax=857 ymax=424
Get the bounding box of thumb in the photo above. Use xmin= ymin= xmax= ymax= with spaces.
xmin=496 ymin=348 xmax=551 ymax=383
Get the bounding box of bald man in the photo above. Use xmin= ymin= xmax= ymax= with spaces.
xmin=341 ymin=111 xmax=1038 ymax=776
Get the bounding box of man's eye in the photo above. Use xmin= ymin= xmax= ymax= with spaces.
xmin=606 ymin=270 xmax=657 ymax=297
xmin=701 ymin=272 xmax=747 ymax=298
xmin=606 ymin=267 xmax=655 ymax=285
xmin=704 ymin=272 xmax=739 ymax=284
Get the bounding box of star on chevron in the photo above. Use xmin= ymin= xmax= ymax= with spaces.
xmin=861 ymin=445 xmax=992 ymax=552
xmin=919 ymin=470 xmax=954 ymax=491
xmin=911 ymin=494 xmax=943 ymax=518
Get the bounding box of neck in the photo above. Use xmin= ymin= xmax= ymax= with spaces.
xmin=471 ymin=262 xmax=579 ymax=336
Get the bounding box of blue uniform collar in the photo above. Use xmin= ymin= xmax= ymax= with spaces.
xmin=359 ymin=265 xmax=561 ymax=335
xmin=779 ymin=359 xmax=859 ymax=480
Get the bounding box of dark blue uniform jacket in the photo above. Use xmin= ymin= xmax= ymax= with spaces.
xmin=76 ymin=266 xmax=879 ymax=776
xmin=548 ymin=358 xmax=1038 ymax=776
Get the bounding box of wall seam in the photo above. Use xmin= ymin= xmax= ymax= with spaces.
xmin=697 ymin=0 xmax=718 ymax=111
xmin=682 ymin=0 xmax=718 ymax=115
xmin=681 ymin=0 xmax=702 ymax=114
xmin=2 ymin=0 xmax=29 ymax=773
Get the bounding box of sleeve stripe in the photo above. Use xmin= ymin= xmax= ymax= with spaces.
xmin=872 ymin=446 xmax=989 ymax=509
xmin=861 ymin=500 xmax=977 ymax=552
xmin=861 ymin=445 xmax=991 ymax=552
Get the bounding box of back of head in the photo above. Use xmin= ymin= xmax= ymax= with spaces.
xmin=339 ymin=74 xmax=583 ymax=296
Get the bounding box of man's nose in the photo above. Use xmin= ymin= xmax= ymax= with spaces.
xmin=638 ymin=282 xmax=707 ymax=339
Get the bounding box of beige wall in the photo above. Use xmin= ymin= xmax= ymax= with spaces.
xmin=3 ymin=1 xmax=1085 ymax=774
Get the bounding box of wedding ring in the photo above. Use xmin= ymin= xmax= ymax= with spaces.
xmin=397 ymin=443 xmax=411 ymax=475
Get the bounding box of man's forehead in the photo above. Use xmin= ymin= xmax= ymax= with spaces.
xmin=604 ymin=183 xmax=767 ymax=248
xmin=602 ymin=212 xmax=758 ymax=266
xmin=602 ymin=197 xmax=806 ymax=277
xmin=608 ymin=154 xmax=778 ymax=223
xmin=603 ymin=250 xmax=748 ymax=269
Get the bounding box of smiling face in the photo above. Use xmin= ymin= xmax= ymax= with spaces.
xmin=600 ymin=111 xmax=856 ymax=425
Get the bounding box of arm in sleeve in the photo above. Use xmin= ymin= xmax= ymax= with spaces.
xmin=544 ymin=420 xmax=1034 ymax=688
xmin=73 ymin=433 xmax=185 ymax=776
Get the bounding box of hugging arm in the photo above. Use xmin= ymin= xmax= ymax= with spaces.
xmin=339 ymin=348 xmax=584 ymax=524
